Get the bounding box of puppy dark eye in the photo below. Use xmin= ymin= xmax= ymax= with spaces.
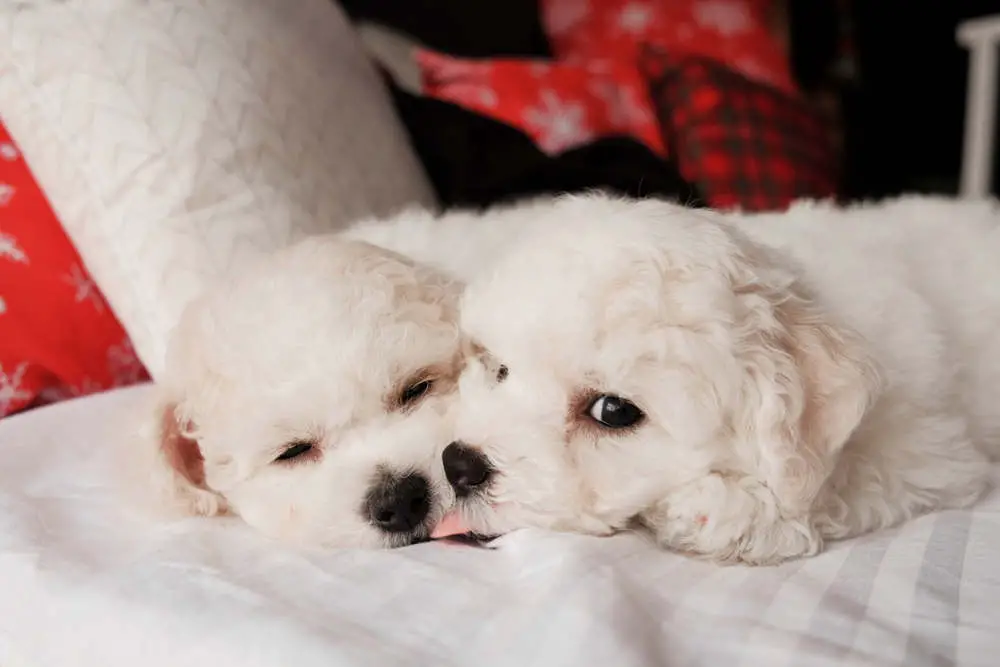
xmin=496 ymin=365 xmax=508 ymax=383
xmin=400 ymin=379 xmax=433 ymax=405
xmin=587 ymin=395 xmax=644 ymax=429
xmin=274 ymin=440 xmax=315 ymax=462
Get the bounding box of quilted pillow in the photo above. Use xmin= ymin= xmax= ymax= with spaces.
xmin=0 ymin=0 xmax=434 ymax=379
xmin=0 ymin=120 xmax=147 ymax=418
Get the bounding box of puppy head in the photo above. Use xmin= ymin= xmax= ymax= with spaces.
xmin=446 ymin=194 xmax=879 ymax=562
xmin=131 ymin=237 xmax=463 ymax=548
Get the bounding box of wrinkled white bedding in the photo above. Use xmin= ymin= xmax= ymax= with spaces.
xmin=1 ymin=385 xmax=998 ymax=667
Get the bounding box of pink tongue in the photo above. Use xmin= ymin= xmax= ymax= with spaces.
xmin=431 ymin=510 xmax=473 ymax=539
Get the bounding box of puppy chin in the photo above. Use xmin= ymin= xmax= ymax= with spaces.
xmin=293 ymin=524 xmax=433 ymax=550
xmin=380 ymin=528 xmax=434 ymax=549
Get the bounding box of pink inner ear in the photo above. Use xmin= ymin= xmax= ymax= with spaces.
xmin=160 ymin=407 xmax=207 ymax=487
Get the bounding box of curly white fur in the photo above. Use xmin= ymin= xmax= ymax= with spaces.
xmin=446 ymin=193 xmax=1000 ymax=565
xmin=126 ymin=197 xmax=554 ymax=548
xmin=126 ymin=232 xmax=470 ymax=547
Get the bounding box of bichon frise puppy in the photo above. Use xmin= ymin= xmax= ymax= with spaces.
xmin=133 ymin=234 xmax=464 ymax=549
xmin=435 ymin=193 xmax=1000 ymax=565
xmin=131 ymin=199 xmax=540 ymax=549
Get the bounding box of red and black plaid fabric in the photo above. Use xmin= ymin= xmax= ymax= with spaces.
xmin=648 ymin=54 xmax=838 ymax=211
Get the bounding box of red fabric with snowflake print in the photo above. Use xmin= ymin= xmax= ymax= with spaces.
xmin=0 ymin=120 xmax=149 ymax=418
xmin=541 ymin=0 xmax=796 ymax=96
xmin=417 ymin=49 xmax=666 ymax=157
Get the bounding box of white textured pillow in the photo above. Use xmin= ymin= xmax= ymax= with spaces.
xmin=0 ymin=0 xmax=435 ymax=378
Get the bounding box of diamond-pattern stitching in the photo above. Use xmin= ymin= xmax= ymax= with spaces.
xmin=0 ymin=0 xmax=435 ymax=378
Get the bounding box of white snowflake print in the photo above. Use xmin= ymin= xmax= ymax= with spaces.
xmin=693 ymin=0 xmax=751 ymax=37
xmin=590 ymin=80 xmax=655 ymax=131
xmin=75 ymin=377 xmax=104 ymax=397
xmin=64 ymin=263 xmax=105 ymax=312
xmin=523 ymin=89 xmax=594 ymax=155
xmin=618 ymin=2 xmax=653 ymax=34
xmin=543 ymin=0 xmax=590 ymax=38
xmin=35 ymin=384 xmax=78 ymax=405
xmin=0 ymin=142 xmax=17 ymax=161
xmin=0 ymin=231 xmax=28 ymax=264
xmin=444 ymin=82 xmax=499 ymax=109
xmin=36 ymin=377 xmax=103 ymax=405
xmin=107 ymin=338 xmax=146 ymax=387
xmin=35 ymin=385 xmax=72 ymax=405
xmin=0 ymin=182 xmax=14 ymax=206
xmin=0 ymin=362 xmax=32 ymax=416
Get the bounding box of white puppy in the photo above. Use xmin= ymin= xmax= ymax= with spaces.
xmin=131 ymin=198 xmax=539 ymax=549
xmin=131 ymin=232 xmax=467 ymax=548
xmin=437 ymin=193 xmax=1000 ymax=565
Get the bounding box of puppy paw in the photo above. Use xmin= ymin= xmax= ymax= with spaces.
xmin=184 ymin=486 xmax=228 ymax=516
xmin=153 ymin=475 xmax=227 ymax=518
xmin=641 ymin=473 xmax=822 ymax=566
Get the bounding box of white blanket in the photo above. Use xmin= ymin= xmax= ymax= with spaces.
xmin=1 ymin=386 xmax=998 ymax=667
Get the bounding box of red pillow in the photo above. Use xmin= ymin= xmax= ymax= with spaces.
xmin=417 ymin=49 xmax=666 ymax=157
xmin=649 ymin=56 xmax=837 ymax=211
xmin=0 ymin=119 xmax=148 ymax=418
xmin=541 ymin=0 xmax=796 ymax=95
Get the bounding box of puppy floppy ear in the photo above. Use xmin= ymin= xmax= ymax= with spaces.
xmin=131 ymin=392 xmax=226 ymax=518
xmin=735 ymin=275 xmax=881 ymax=516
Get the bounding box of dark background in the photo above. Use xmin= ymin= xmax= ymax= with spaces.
xmin=341 ymin=0 xmax=1000 ymax=200
xmin=843 ymin=0 xmax=1000 ymax=198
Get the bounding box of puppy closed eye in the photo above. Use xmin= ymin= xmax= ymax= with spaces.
xmin=273 ymin=439 xmax=319 ymax=464
xmin=399 ymin=378 xmax=434 ymax=406
xmin=587 ymin=394 xmax=644 ymax=429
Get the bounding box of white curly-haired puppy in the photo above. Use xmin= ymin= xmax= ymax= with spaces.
xmin=434 ymin=193 xmax=1000 ymax=565
xmin=131 ymin=196 xmax=537 ymax=549
xmin=131 ymin=233 xmax=463 ymax=548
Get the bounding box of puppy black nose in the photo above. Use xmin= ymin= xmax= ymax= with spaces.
xmin=442 ymin=442 xmax=492 ymax=496
xmin=367 ymin=473 xmax=431 ymax=533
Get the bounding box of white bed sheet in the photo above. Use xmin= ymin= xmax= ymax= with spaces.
xmin=1 ymin=385 xmax=998 ymax=667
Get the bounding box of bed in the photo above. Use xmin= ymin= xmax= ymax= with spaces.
xmin=0 ymin=384 xmax=998 ymax=667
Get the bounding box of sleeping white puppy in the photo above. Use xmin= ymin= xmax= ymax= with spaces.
xmin=131 ymin=234 xmax=463 ymax=548
xmin=435 ymin=193 xmax=1000 ymax=565
xmin=130 ymin=198 xmax=536 ymax=549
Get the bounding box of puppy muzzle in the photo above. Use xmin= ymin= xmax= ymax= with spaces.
xmin=363 ymin=470 xmax=436 ymax=545
xmin=442 ymin=441 xmax=494 ymax=497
